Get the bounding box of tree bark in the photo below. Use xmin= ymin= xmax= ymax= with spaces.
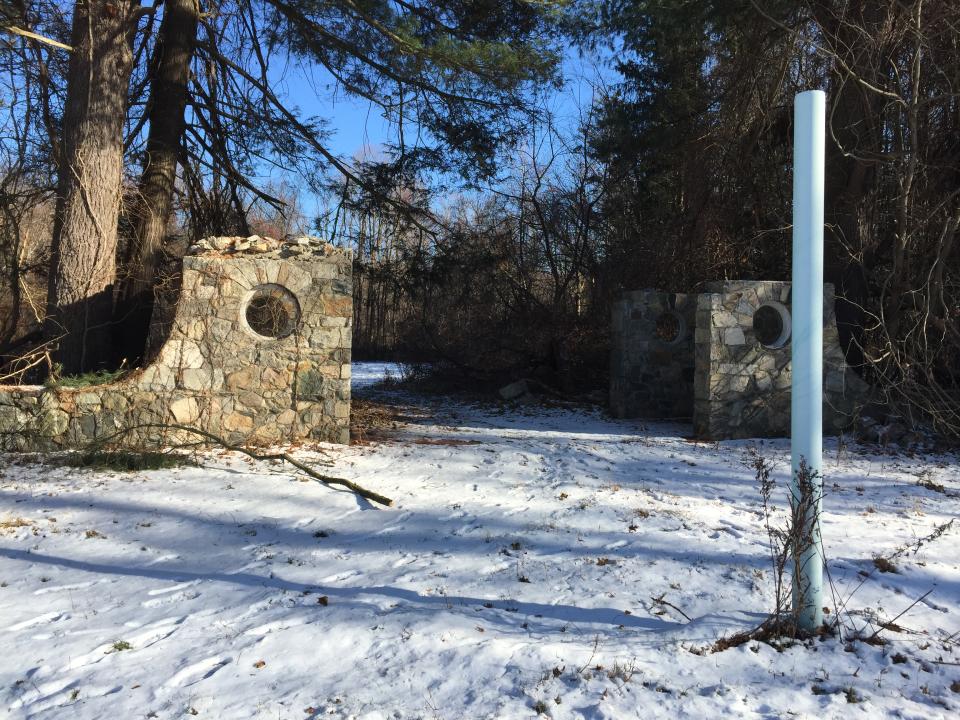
xmin=116 ymin=0 xmax=199 ymax=364
xmin=45 ymin=0 xmax=139 ymax=375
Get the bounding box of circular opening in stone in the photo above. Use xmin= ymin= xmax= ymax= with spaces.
xmin=753 ymin=302 xmax=792 ymax=348
xmin=654 ymin=311 xmax=685 ymax=344
xmin=244 ymin=284 xmax=301 ymax=339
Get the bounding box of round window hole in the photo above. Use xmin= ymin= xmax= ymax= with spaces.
xmin=752 ymin=302 xmax=791 ymax=348
xmin=244 ymin=284 xmax=301 ymax=339
xmin=654 ymin=311 xmax=685 ymax=344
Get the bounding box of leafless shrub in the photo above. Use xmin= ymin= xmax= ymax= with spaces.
xmin=746 ymin=450 xmax=824 ymax=640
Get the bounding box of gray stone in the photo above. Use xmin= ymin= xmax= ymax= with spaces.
xmin=609 ymin=290 xmax=697 ymax=419
xmin=181 ymin=367 xmax=213 ymax=390
xmin=723 ymin=328 xmax=746 ymax=345
xmin=614 ymin=281 xmax=868 ymax=440
xmin=1 ymin=245 xmax=353 ymax=451
xmin=499 ymin=380 xmax=531 ymax=401
xmin=712 ymin=312 xmax=739 ymax=328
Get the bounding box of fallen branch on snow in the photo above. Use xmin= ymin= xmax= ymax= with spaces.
xmin=87 ymin=422 xmax=394 ymax=507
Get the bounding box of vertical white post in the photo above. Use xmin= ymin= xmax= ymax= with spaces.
xmin=791 ymin=90 xmax=825 ymax=632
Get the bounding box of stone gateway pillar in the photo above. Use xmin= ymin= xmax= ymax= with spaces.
xmin=610 ymin=280 xmax=867 ymax=440
xmin=0 ymin=237 xmax=352 ymax=451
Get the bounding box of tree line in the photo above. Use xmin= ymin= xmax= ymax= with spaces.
xmin=1 ymin=1 xmax=958 ymax=437
xmin=1 ymin=0 xmax=558 ymax=373
xmin=341 ymin=1 xmax=960 ymax=437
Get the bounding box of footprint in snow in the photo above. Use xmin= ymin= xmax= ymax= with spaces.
xmin=244 ymin=616 xmax=310 ymax=637
xmin=33 ymin=580 xmax=97 ymax=595
xmin=6 ymin=611 xmax=65 ymax=632
xmin=320 ymin=569 xmax=359 ymax=583
xmin=164 ymin=655 xmax=231 ymax=687
xmin=64 ymin=642 xmax=118 ymax=671
xmin=717 ymin=521 xmax=746 ymax=539
xmin=374 ymin=510 xmax=413 ymax=534
xmin=331 ymin=507 xmax=362 ymax=521
xmin=224 ymin=559 xmax=269 ymax=575
xmin=146 ymin=580 xmax=199 ymax=597
xmin=7 ymin=677 xmax=123 ymax=712
xmin=233 ymin=599 xmax=277 ymax=622
xmin=142 ymin=587 xmax=201 ymax=611
xmin=141 ymin=591 xmax=200 ymax=609
xmin=123 ymin=618 xmax=184 ymax=648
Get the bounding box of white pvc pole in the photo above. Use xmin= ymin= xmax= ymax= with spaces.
xmin=791 ymin=90 xmax=825 ymax=632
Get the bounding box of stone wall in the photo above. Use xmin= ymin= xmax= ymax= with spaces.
xmin=692 ymin=281 xmax=866 ymax=439
xmin=0 ymin=236 xmax=352 ymax=452
xmin=610 ymin=290 xmax=697 ymax=419
xmin=611 ymin=281 xmax=869 ymax=439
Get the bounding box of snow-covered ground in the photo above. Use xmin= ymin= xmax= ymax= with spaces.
xmin=1 ymin=364 xmax=958 ymax=719
xmin=351 ymin=362 xmax=404 ymax=390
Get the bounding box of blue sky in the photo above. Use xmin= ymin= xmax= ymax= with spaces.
xmin=262 ymin=46 xmax=618 ymax=223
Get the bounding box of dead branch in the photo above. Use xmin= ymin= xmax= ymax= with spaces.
xmin=93 ymin=422 xmax=394 ymax=507
xmin=864 ymin=588 xmax=934 ymax=644
xmin=651 ymin=594 xmax=692 ymax=622
xmin=2 ymin=25 xmax=72 ymax=51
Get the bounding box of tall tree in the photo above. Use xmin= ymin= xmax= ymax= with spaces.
xmin=111 ymin=0 xmax=562 ymax=363
xmin=45 ymin=0 xmax=141 ymax=374
xmin=31 ymin=0 xmax=560 ymax=373
xmin=115 ymin=0 xmax=198 ymax=363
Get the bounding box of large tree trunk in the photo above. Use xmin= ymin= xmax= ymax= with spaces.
xmin=116 ymin=0 xmax=199 ymax=364
xmin=45 ymin=0 xmax=139 ymax=375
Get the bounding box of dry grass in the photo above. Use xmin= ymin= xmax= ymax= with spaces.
xmin=0 ymin=517 xmax=33 ymax=536
xmin=872 ymin=556 xmax=900 ymax=574
xmin=350 ymin=398 xmax=403 ymax=445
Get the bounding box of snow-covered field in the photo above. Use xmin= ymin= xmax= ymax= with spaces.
xmin=1 ymin=364 xmax=958 ymax=719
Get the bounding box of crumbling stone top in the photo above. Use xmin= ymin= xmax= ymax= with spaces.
xmin=187 ymin=234 xmax=350 ymax=261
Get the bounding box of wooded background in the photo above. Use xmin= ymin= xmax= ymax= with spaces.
xmin=1 ymin=1 xmax=958 ymax=437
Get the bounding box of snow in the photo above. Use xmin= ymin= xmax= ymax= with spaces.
xmin=1 ymin=362 xmax=959 ymax=719
xmin=351 ymin=362 xmax=404 ymax=390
